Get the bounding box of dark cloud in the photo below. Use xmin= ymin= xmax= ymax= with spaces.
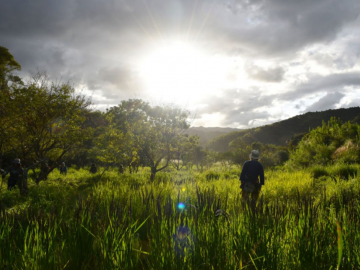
xmin=218 ymin=0 xmax=360 ymax=56
xmin=344 ymin=99 xmax=360 ymax=108
xmin=304 ymin=92 xmax=345 ymax=112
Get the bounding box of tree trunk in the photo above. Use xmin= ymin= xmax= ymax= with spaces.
xmin=150 ymin=168 xmax=156 ymax=182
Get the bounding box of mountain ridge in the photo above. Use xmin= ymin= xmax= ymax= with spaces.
xmin=191 ymin=107 xmax=360 ymax=152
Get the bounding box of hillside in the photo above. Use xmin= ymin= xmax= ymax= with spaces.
xmin=186 ymin=126 xmax=242 ymax=145
xmin=205 ymin=107 xmax=360 ymax=152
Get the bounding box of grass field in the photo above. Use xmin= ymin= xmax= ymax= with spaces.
xmin=1 ymin=164 xmax=360 ymax=269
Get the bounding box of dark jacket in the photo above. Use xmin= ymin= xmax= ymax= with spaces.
xmin=239 ymin=160 xmax=264 ymax=185
xmin=3 ymin=165 xmax=24 ymax=182
xmin=90 ymin=165 xmax=97 ymax=174
xmin=59 ymin=165 xmax=68 ymax=174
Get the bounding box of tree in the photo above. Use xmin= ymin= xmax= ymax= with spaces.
xmin=109 ymin=99 xmax=190 ymax=181
xmin=91 ymin=110 xmax=135 ymax=175
xmin=8 ymin=72 xmax=92 ymax=182
xmin=171 ymin=134 xmax=199 ymax=171
xmin=0 ymin=46 xmax=22 ymax=90
xmin=215 ymin=151 xmax=233 ymax=170
xmin=0 ymin=46 xmax=23 ymax=169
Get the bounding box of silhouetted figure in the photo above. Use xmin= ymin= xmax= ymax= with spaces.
xmin=90 ymin=163 xmax=97 ymax=174
xmin=59 ymin=162 xmax=68 ymax=175
xmin=2 ymin=158 xmax=24 ymax=191
xmin=239 ymin=150 xmax=265 ymax=211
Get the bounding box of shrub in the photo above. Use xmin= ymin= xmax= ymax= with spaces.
xmin=310 ymin=166 xmax=329 ymax=179
xmin=204 ymin=171 xmax=221 ymax=181
xmin=329 ymin=164 xmax=358 ymax=180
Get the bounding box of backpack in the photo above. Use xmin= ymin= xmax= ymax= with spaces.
xmin=242 ymin=175 xmax=257 ymax=193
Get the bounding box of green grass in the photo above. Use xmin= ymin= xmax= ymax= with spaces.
xmin=1 ymin=165 xmax=360 ymax=269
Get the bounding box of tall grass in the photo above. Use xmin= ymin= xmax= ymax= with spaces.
xmin=1 ymin=165 xmax=360 ymax=269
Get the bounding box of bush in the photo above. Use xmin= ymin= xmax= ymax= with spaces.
xmin=310 ymin=166 xmax=328 ymax=179
xmin=329 ymin=164 xmax=358 ymax=180
xmin=204 ymin=171 xmax=221 ymax=181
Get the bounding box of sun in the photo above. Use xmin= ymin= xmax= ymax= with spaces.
xmin=139 ymin=41 xmax=231 ymax=104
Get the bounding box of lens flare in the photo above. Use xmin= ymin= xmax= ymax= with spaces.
xmin=178 ymin=202 xmax=185 ymax=210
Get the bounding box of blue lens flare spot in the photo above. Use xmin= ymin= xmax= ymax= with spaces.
xmin=178 ymin=203 xmax=185 ymax=210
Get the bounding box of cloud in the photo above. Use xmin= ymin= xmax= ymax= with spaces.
xmin=98 ymin=67 xmax=135 ymax=90
xmin=224 ymin=110 xmax=271 ymax=127
xmin=1 ymin=0 xmax=360 ymax=128
xmin=217 ymin=0 xmax=360 ymax=56
xmin=246 ymin=65 xmax=285 ymax=82
xmin=344 ymin=99 xmax=360 ymax=108
xmin=196 ymin=88 xmax=273 ymax=126
xmin=304 ymin=92 xmax=345 ymax=112
xmin=281 ymin=72 xmax=360 ymax=101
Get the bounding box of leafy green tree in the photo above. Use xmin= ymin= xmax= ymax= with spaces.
xmin=91 ymin=110 xmax=136 ymax=174
xmin=108 ymin=99 xmax=190 ymax=181
xmin=0 ymin=46 xmax=23 ymax=168
xmin=0 ymin=46 xmax=22 ymax=90
xmin=215 ymin=151 xmax=234 ymax=170
xmin=171 ymin=134 xmax=199 ymax=171
xmin=229 ymin=137 xmax=251 ymax=167
xmin=8 ymin=72 xmax=92 ymax=182
xmin=191 ymin=146 xmax=208 ymax=171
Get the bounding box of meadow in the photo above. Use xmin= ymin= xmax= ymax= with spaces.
xmin=0 ymin=164 xmax=360 ymax=270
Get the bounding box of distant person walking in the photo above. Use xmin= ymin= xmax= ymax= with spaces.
xmin=2 ymin=158 xmax=24 ymax=191
xmin=239 ymin=150 xmax=264 ymax=209
xmin=90 ymin=163 xmax=97 ymax=174
xmin=40 ymin=162 xmax=51 ymax=180
xmin=59 ymin=162 xmax=68 ymax=175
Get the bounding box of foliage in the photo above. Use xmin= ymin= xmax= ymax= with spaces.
xmin=229 ymin=139 xmax=289 ymax=168
xmin=310 ymin=165 xmax=329 ymax=179
xmin=4 ymin=72 xmax=92 ymax=182
xmin=107 ymin=99 xmax=191 ymax=181
xmin=289 ymin=118 xmax=360 ymax=167
xmin=0 ymin=46 xmax=23 ymax=168
xmin=90 ymin=110 xmax=135 ymax=173
xmin=170 ymin=134 xmax=199 ymax=171
xmin=0 ymin=46 xmax=22 ymax=90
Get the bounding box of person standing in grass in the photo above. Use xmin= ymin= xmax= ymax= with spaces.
xmin=90 ymin=163 xmax=97 ymax=174
xmin=59 ymin=162 xmax=68 ymax=175
xmin=2 ymin=158 xmax=24 ymax=191
xmin=239 ymin=150 xmax=264 ymax=208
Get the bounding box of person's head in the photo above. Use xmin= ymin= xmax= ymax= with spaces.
xmin=92 ymin=163 xmax=96 ymax=167
xmin=13 ymin=158 xmax=21 ymax=166
xmin=61 ymin=162 xmax=65 ymax=166
xmin=249 ymin=150 xmax=260 ymax=160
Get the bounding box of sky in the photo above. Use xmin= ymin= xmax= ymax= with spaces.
xmin=1 ymin=0 xmax=360 ymax=128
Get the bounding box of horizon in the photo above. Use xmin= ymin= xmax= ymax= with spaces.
xmin=1 ymin=0 xmax=360 ymax=128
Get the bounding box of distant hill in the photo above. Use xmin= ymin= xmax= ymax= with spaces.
xmin=205 ymin=107 xmax=360 ymax=152
xmin=186 ymin=126 xmax=242 ymax=145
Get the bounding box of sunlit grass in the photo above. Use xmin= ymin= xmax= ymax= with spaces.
xmin=1 ymin=164 xmax=360 ymax=269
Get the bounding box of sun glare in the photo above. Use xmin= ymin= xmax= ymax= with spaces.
xmin=139 ymin=41 xmax=232 ymax=104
